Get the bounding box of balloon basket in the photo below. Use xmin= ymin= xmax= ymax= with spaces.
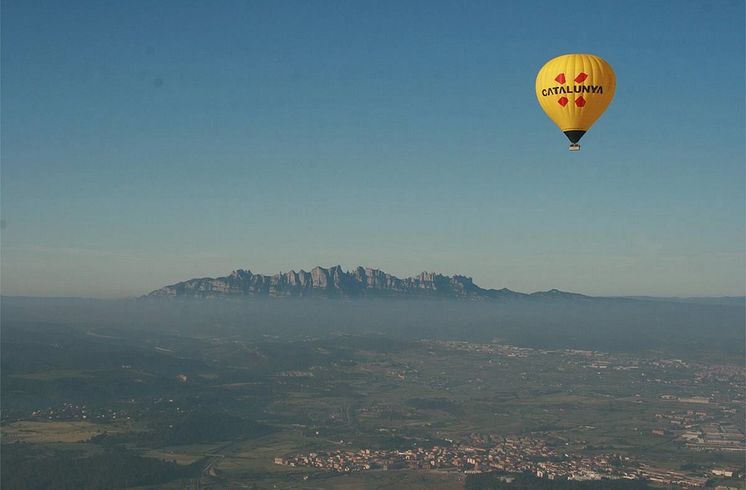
xmin=568 ymin=143 xmax=581 ymax=152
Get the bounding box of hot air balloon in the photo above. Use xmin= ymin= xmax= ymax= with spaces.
xmin=535 ymin=54 xmax=616 ymax=151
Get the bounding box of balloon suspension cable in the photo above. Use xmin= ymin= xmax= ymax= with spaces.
xmin=568 ymin=143 xmax=581 ymax=152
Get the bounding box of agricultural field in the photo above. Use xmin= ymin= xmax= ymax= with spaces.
xmin=2 ymin=420 xmax=121 ymax=443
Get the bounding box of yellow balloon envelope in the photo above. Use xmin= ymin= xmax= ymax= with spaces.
xmin=535 ymin=53 xmax=616 ymax=150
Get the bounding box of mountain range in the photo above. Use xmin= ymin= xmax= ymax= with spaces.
xmin=146 ymin=266 xmax=590 ymax=301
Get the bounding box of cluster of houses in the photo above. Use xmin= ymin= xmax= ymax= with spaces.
xmin=28 ymin=403 xmax=131 ymax=422
xmin=276 ymin=437 xmax=638 ymax=481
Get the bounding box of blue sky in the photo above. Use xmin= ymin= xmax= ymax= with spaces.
xmin=2 ymin=0 xmax=744 ymax=297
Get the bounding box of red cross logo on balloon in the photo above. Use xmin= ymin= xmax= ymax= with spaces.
xmin=554 ymin=72 xmax=588 ymax=107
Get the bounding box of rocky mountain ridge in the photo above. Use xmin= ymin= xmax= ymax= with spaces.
xmin=146 ymin=266 xmax=589 ymax=301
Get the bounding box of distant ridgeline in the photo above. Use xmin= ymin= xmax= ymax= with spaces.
xmin=146 ymin=265 xmax=588 ymax=300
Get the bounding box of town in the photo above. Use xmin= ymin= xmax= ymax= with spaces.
xmin=276 ymin=433 xmax=741 ymax=487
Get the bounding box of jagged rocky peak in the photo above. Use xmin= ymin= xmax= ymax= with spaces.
xmin=453 ymin=275 xmax=474 ymax=284
xmin=145 ymin=265 xmax=584 ymax=301
xmin=352 ymin=267 xmax=395 ymax=289
xmin=229 ymin=269 xmax=253 ymax=280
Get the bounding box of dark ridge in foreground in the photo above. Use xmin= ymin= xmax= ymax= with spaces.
xmin=146 ymin=265 xmax=590 ymax=301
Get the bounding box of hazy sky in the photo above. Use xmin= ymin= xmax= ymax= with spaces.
xmin=2 ymin=0 xmax=744 ymax=298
